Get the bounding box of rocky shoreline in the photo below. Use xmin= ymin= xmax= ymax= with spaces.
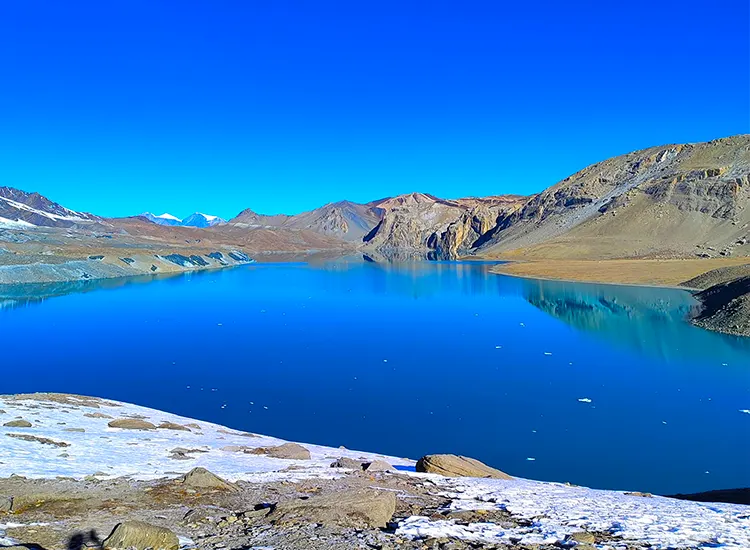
xmin=1 ymin=393 xmax=748 ymax=550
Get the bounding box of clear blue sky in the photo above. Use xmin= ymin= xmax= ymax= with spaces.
xmin=0 ymin=1 xmax=747 ymax=219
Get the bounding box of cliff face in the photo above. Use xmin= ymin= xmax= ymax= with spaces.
xmin=363 ymin=193 xmax=527 ymax=258
xmin=477 ymin=135 xmax=750 ymax=260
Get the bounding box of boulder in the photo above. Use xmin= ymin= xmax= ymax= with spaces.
xmin=108 ymin=418 xmax=156 ymax=430
xmin=3 ymin=419 xmax=32 ymax=428
xmin=330 ymin=457 xmax=363 ymax=469
xmin=251 ymin=442 xmax=311 ymax=460
xmin=363 ymin=459 xmax=394 ymax=472
xmin=178 ymin=467 xmax=236 ymax=491
xmin=416 ymin=454 xmax=512 ymax=479
xmin=102 ymin=521 xmax=179 ymax=550
xmin=270 ymin=489 xmax=396 ymax=528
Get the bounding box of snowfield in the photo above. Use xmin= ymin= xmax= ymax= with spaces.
xmin=1 ymin=393 xmax=748 ymax=549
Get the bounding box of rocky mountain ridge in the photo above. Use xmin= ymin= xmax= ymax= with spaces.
xmin=477 ymin=135 xmax=750 ymax=260
xmin=0 ymin=187 xmax=102 ymax=229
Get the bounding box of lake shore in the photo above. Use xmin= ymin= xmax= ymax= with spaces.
xmin=487 ymin=257 xmax=750 ymax=289
xmin=1 ymin=393 xmax=748 ymax=550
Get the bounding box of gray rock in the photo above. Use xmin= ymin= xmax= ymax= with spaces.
xmin=158 ymin=421 xmax=191 ymax=431
xmin=0 ymin=495 xmax=12 ymax=513
xmin=362 ymin=460 xmax=394 ymax=472
xmin=270 ymin=489 xmax=396 ymax=528
xmin=416 ymin=454 xmax=512 ymax=479
xmin=567 ymin=531 xmax=597 ymax=544
xmin=3 ymin=419 xmax=32 ymax=428
xmin=178 ymin=467 xmax=236 ymax=491
xmin=251 ymin=442 xmax=311 ymax=460
xmin=330 ymin=457 xmax=363 ymax=469
xmin=108 ymin=418 xmax=156 ymax=430
xmin=102 ymin=520 xmax=179 ymax=550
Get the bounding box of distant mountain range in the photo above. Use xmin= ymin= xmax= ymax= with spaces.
xmin=1 ymin=134 xmax=748 ymax=262
xmin=140 ymin=212 xmax=226 ymax=228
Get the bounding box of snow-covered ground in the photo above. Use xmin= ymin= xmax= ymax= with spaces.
xmin=1 ymin=394 xmax=748 ymax=549
xmin=0 ymin=394 xmax=410 ymax=482
xmin=397 ymin=476 xmax=750 ymax=548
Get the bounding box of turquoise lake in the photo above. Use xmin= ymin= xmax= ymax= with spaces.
xmin=2 ymin=259 xmax=748 ymax=495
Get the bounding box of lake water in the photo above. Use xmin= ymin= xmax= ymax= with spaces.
xmin=2 ymin=259 xmax=749 ymax=495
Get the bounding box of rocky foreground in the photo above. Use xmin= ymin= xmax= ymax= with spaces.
xmin=0 ymin=394 xmax=748 ymax=550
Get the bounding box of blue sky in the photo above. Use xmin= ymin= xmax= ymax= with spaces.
xmin=0 ymin=1 xmax=747 ymax=219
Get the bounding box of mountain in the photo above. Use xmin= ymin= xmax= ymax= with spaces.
xmin=0 ymin=187 xmax=100 ymax=229
xmin=363 ymin=192 xmax=528 ymax=256
xmin=231 ymin=201 xmax=384 ymax=242
xmin=181 ymin=212 xmax=226 ymax=228
xmin=140 ymin=212 xmax=226 ymax=228
xmin=140 ymin=212 xmax=183 ymax=226
xmin=476 ymin=135 xmax=750 ymax=260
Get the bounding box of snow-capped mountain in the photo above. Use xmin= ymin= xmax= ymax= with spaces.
xmin=140 ymin=212 xmax=183 ymax=226
xmin=140 ymin=212 xmax=226 ymax=228
xmin=0 ymin=187 xmax=100 ymax=229
xmin=181 ymin=212 xmax=226 ymax=228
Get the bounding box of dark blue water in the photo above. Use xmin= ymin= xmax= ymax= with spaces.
xmin=2 ymin=260 xmax=749 ymax=494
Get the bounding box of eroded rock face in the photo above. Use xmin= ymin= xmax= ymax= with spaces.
xmin=269 ymin=489 xmax=397 ymax=528
xmin=102 ymin=520 xmax=179 ymax=550
xmin=416 ymin=454 xmax=512 ymax=479
xmin=363 ymin=193 xmax=527 ymax=257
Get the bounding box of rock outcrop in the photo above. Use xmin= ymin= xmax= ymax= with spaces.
xmin=691 ymin=275 xmax=750 ymax=336
xmin=416 ymin=454 xmax=512 ymax=479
